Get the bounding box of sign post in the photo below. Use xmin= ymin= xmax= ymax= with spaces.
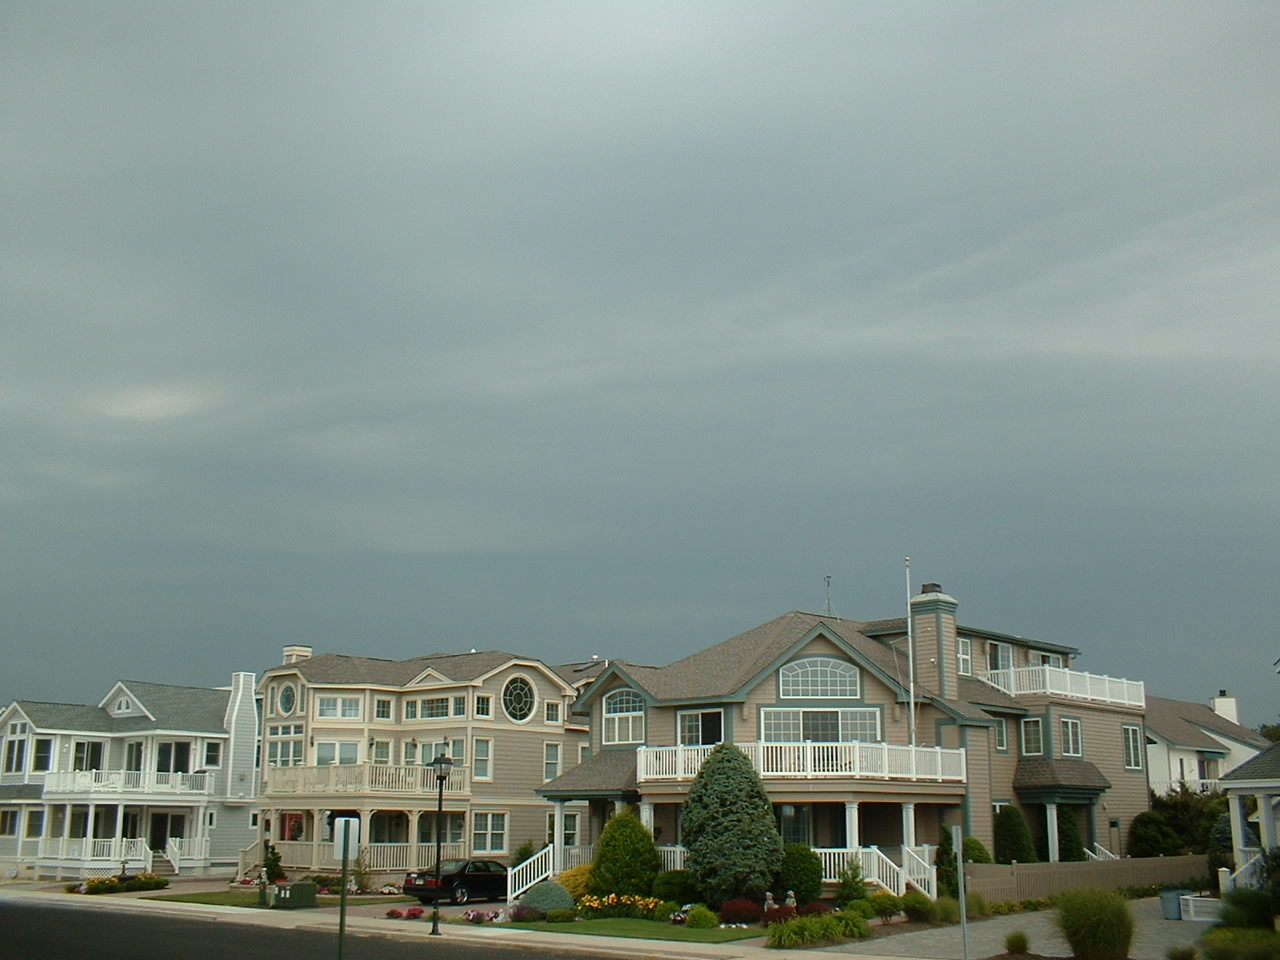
xmin=953 ymin=825 xmax=969 ymax=960
xmin=335 ymin=817 xmax=360 ymax=960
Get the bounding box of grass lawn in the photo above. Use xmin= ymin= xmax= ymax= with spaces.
xmin=508 ymin=918 xmax=764 ymax=943
xmin=144 ymin=890 xmax=415 ymax=908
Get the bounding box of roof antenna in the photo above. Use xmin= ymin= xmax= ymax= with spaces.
xmin=822 ymin=576 xmax=836 ymax=618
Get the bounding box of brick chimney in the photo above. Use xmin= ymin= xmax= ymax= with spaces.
xmin=911 ymin=584 xmax=959 ymax=700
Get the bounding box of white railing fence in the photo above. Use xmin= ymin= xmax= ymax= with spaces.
xmin=43 ymin=770 xmax=214 ymax=796
xmin=976 ymin=666 xmax=1144 ymax=708
xmin=1150 ymin=779 xmax=1221 ymax=796
xmin=637 ymin=742 xmax=966 ymax=783
xmin=1222 ymin=849 xmax=1264 ymax=892
xmin=1084 ymin=843 xmax=1119 ymax=861
xmin=657 ymin=845 xmax=686 ymax=871
xmin=166 ymin=836 xmax=210 ymax=871
xmin=238 ymin=839 xmax=262 ymax=879
xmin=903 ymin=845 xmax=936 ymax=899
xmin=32 ymin=836 xmax=153 ymax=869
xmin=508 ymin=845 xmax=554 ymax=904
xmin=860 ymin=846 xmax=904 ymax=897
xmin=562 ymin=844 xmax=595 ymax=870
xmin=263 ymin=763 xmax=469 ymax=797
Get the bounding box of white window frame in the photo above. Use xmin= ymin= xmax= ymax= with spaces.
xmin=779 ymin=657 xmax=860 ymax=699
xmin=204 ymin=742 xmax=222 ymax=767
xmin=1021 ymin=718 xmax=1043 ymax=756
xmin=372 ymin=740 xmax=391 ymax=765
xmin=761 ymin=707 xmax=880 ymax=743
xmin=988 ymin=641 xmax=1012 ymax=672
xmin=206 ymin=810 xmax=216 ymax=829
xmin=453 ymin=696 xmax=467 ymax=717
xmin=472 ymin=811 xmax=506 ymax=853
xmin=318 ymin=697 xmax=338 ymax=719
xmin=1039 ymin=652 xmax=1064 ymax=668
xmin=278 ymin=684 xmax=297 ymax=716
xmin=403 ymin=741 xmax=418 ymax=765
xmin=1123 ymin=725 xmax=1143 ymax=770
xmin=375 ymin=699 xmax=392 ymax=720
xmin=475 ymin=695 xmax=492 ymax=719
xmin=579 ymin=743 xmax=590 ymax=764
xmin=404 ymin=699 xmax=417 ymax=721
xmin=26 ymin=809 xmax=44 ymax=838
xmin=547 ymin=810 xmax=579 ymax=848
xmin=422 ymin=697 xmax=448 ymax=719
xmin=32 ymin=738 xmax=53 ymax=772
xmin=677 ymin=709 xmax=724 ymax=746
xmin=340 ymin=697 xmax=361 ymax=719
xmin=957 ymin=637 xmax=972 ymax=676
xmin=543 ymin=742 xmax=561 ymax=781
xmin=0 ymin=811 xmax=17 ymax=836
xmin=602 ymin=690 xmax=646 ymax=745
xmin=545 ymin=701 xmax=561 ymax=724
xmin=3 ymin=739 xmax=25 ymax=774
xmin=1060 ymin=718 xmax=1082 ymax=757
xmin=473 ymin=738 xmax=492 ymax=780
xmin=316 ymin=741 xmax=360 ymax=766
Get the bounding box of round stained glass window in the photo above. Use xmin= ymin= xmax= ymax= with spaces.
xmin=502 ymin=677 xmax=535 ymax=722
xmin=279 ymin=685 xmax=296 ymax=715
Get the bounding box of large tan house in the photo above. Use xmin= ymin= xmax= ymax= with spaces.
xmin=253 ymin=646 xmax=597 ymax=881
xmin=541 ymin=584 xmax=1151 ymax=897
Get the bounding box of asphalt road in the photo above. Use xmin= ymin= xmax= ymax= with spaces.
xmin=0 ymin=901 xmax=568 ymax=960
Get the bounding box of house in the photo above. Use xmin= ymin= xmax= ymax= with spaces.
xmin=252 ymin=645 xmax=597 ymax=880
xmin=540 ymin=584 xmax=1151 ymax=898
xmin=0 ymin=673 xmax=259 ymax=880
xmin=1143 ymin=692 xmax=1269 ymax=795
xmin=1220 ymin=740 xmax=1280 ymax=889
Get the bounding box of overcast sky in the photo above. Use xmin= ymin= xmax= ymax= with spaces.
xmin=2 ymin=2 xmax=1277 ymax=725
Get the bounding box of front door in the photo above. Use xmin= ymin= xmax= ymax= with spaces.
xmin=150 ymin=813 xmax=186 ymax=850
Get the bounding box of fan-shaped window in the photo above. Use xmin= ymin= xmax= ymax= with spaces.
xmin=603 ymin=689 xmax=645 ymax=744
xmin=779 ymin=657 xmax=859 ymax=699
xmin=502 ymin=676 xmax=536 ymax=722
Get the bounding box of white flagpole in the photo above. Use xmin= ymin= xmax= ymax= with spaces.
xmin=906 ymin=557 xmax=916 ymax=747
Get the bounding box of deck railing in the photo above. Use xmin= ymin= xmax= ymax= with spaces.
xmin=563 ymin=844 xmax=595 ymax=870
xmin=637 ymin=742 xmax=965 ymax=783
xmin=262 ymin=763 xmax=469 ymax=797
xmin=43 ymin=770 xmax=214 ymax=796
xmin=975 ymin=666 xmax=1144 ymax=708
xmin=27 ymin=836 xmax=152 ymax=869
xmin=508 ymin=845 xmax=554 ymax=904
xmin=273 ymin=839 xmax=467 ymax=872
xmin=1150 ymin=778 xmax=1220 ymax=796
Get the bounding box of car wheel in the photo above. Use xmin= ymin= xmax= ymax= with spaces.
xmin=451 ymin=883 xmax=469 ymax=905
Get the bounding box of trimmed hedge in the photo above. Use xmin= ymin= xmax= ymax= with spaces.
xmin=587 ymin=812 xmax=661 ymax=897
xmin=1054 ymin=888 xmax=1134 ymax=960
xmin=777 ymin=844 xmax=823 ymax=908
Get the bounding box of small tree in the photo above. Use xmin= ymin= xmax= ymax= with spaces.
xmin=587 ymin=811 xmax=661 ymax=897
xmin=777 ymin=844 xmax=823 ymax=907
xmin=1056 ymin=806 xmax=1087 ymax=862
xmin=682 ymin=743 xmax=782 ymax=906
xmin=962 ymin=837 xmax=993 ymax=864
xmin=936 ymin=831 xmax=958 ymax=899
xmin=1129 ymin=811 xmax=1182 ymax=858
xmin=262 ymin=839 xmax=286 ymax=883
xmin=994 ymin=806 xmax=1038 ymax=864
xmin=511 ymin=839 xmax=539 ymax=867
xmin=835 ymin=859 xmax=868 ymax=907
xmin=1150 ymin=784 xmax=1228 ymax=855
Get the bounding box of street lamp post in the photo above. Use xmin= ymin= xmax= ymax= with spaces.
xmin=429 ymin=749 xmax=454 ymax=936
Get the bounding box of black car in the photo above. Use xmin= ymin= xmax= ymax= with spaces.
xmin=404 ymin=859 xmax=508 ymax=905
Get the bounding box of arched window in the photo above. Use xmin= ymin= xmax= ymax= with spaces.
xmin=602 ymin=689 xmax=645 ymax=744
xmin=779 ymin=657 xmax=859 ymax=699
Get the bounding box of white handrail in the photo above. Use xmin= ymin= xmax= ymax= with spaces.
xmin=637 ymin=741 xmax=966 ymax=784
xmin=975 ymin=666 xmax=1144 ymax=708
xmin=508 ymin=845 xmax=554 ymax=904
xmin=43 ymin=770 xmax=214 ymax=795
xmin=860 ymin=846 xmax=903 ymax=897
xmin=903 ymin=846 xmax=936 ymax=899
xmin=263 ymin=763 xmax=469 ymax=796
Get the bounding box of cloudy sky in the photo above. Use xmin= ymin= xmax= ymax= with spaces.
xmin=2 ymin=3 xmax=1277 ymax=724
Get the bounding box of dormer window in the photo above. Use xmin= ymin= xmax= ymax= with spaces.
xmin=779 ymin=657 xmax=859 ymax=699
xmin=116 ymin=698 xmax=131 ymax=713
xmin=278 ymin=685 xmax=297 ymax=716
xmin=602 ymin=689 xmax=645 ymax=744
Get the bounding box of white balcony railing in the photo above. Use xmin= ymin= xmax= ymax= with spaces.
xmin=273 ymin=839 xmax=467 ymax=872
xmin=262 ymin=763 xmax=469 ymax=797
xmin=43 ymin=770 xmax=214 ymax=796
xmin=27 ymin=836 xmax=152 ymax=867
xmin=1150 ymin=778 xmax=1220 ymax=796
xmin=636 ymin=742 xmax=966 ymax=784
xmin=975 ymin=666 xmax=1144 ymax=708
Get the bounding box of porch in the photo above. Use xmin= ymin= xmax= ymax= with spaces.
xmin=636 ymin=742 xmax=966 ymax=784
xmin=43 ymin=770 xmax=215 ymax=797
xmin=261 ymin=763 xmax=470 ymax=798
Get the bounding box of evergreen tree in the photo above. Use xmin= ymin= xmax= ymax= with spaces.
xmin=993 ymin=806 xmax=1038 ymax=864
xmin=587 ymin=811 xmax=662 ymax=896
xmin=962 ymin=836 xmax=993 ymax=863
xmin=777 ymin=843 xmax=823 ymax=906
xmin=681 ymin=743 xmax=783 ymax=906
xmin=1128 ymin=810 xmax=1182 ymax=858
xmin=1056 ymin=806 xmax=1087 ymax=862
xmin=936 ymin=830 xmax=958 ymax=899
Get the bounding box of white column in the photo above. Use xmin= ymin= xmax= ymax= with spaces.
xmin=639 ymin=801 xmax=655 ymax=834
xmin=1259 ymin=795 xmax=1277 ymax=850
xmin=1228 ymin=793 xmax=1248 ymax=862
xmin=845 ymin=801 xmax=860 ymax=849
xmin=1046 ymin=803 xmax=1060 ymax=863
xmin=901 ymin=802 xmax=916 ymax=848
xmin=112 ymin=803 xmax=124 ymax=860
xmin=553 ymin=801 xmax=566 ymax=874
xmin=407 ymin=811 xmax=419 ymax=871
xmin=87 ymin=802 xmax=97 ymax=856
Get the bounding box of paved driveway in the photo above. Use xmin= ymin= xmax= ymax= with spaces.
xmin=828 ymin=898 xmax=1211 ymax=960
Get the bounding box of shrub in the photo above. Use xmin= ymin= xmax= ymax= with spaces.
xmin=777 ymin=844 xmax=823 ymax=908
xmin=557 ymin=863 xmax=592 ymax=901
xmin=936 ymin=896 xmax=961 ymax=923
xmin=1054 ymin=888 xmax=1134 ymax=960
xmin=510 ymin=839 xmax=539 ymax=867
xmin=836 ymin=859 xmax=868 ymax=906
xmin=937 ymin=830 xmax=959 ymax=898
xmin=1056 ymin=806 xmax=1088 ymax=862
xmin=404 ymin=906 xmax=424 ymax=920
xmin=587 ymin=812 xmax=661 ymax=897
xmin=1130 ymin=811 xmax=1183 ymax=858
xmin=545 ymin=908 xmax=577 ymax=923
xmin=1153 ymin=783 xmax=1229 ymax=856
xmin=843 ymin=898 xmax=874 ymax=919
xmin=964 ymin=836 xmax=994 ymax=863
xmin=656 ymin=900 xmax=681 ymax=922
xmin=386 ymin=908 xmax=404 ymax=918
xmin=509 ymin=904 xmax=543 ymax=922
xmin=519 ymin=879 xmax=575 ymax=914
xmin=902 ymin=890 xmax=938 ymax=923
xmin=120 ymin=874 xmax=168 ymax=892
xmin=834 ymin=909 xmax=871 ymax=938
xmin=1200 ymin=927 xmax=1280 ymax=960
xmin=994 ymin=806 xmax=1038 ymax=864
xmin=681 ymin=744 xmax=782 ymax=905
xmin=652 ymin=869 xmax=695 ymax=904
xmin=304 ymin=874 xmax=341 ymax=890
xmin=869 ymin=891 xmax=903 ymax=923
xmin=1220 ymin=888 xmax=1277 ymax=929
xmin=1006 ymin=930 xmax=1030 ymax=954
xmin=720 ymin=898 xmax=763 ymax=924
xmin=84 ymin=877 xmax=122 ymax=895
xmin=966 ymin=891 xmax=991 ymax=919
xmin=799 ymin=901 xmax=830 ymax=915
xmin=1166 ymin=947 xmax=1196 ymax=960
xmin=685 ymin=904 xmax=718 ymax=929
xmin=64 ymin=883 xmax=80 ymax=894
xmin=766 ymin=913 xmax=846 ymax=948
xmin=763 ymin=905 xmax=796 ymax=925
xmin=262 ymin=838 xmax=286 ymax=883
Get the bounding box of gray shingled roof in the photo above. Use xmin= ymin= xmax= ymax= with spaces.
xmin=539 ymin=749 xmax=639 ymax=798
xmin=1013 ymin=758 xmax=1112 ymax=791
xmin=271 ymin=650 xmax=545 ymax=686
xmin=1222 ymin=741 xmax=1280 ymax=783
xmin=959 ymin=677 xmax=1024 ymax=712
xmin=1143 ymin=696 xmax=1271 ymax=753
xmin=17 ymin=681 xmax=230 ymax=735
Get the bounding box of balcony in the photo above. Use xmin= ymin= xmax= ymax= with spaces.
xmin=975 ymin=666 xmax=1144 ymax=708
xmin=636 ymin=742 xmax=966 ymax=784
xmin=42 ymin=770 xmax=215 ymax=797
xmin=1150 ymin=778 xmax=1220 ymax=796
xmin=262 ymin=763 xmax=470 ymax=798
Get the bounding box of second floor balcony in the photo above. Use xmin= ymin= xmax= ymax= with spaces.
xmin=262 ymin=762 xmax=470 ymax=798
xmin=42 ymin=770 xmax=215 ymax=797
xmin=975 ymin=665 xmax=1144 ymax=708
xmin=636 ymin=741 xmax=966 ymax=784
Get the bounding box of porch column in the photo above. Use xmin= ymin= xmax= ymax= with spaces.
xmin=639 ymin=801 xmax=654 ymax=835
xmin=359 ymin=809 xmax=371 ymax=857
xmin=1259 ymin=795 xmax=1277 ymax=850
xmin=1228 ymin=793 xmax=1247 ymax=863
xmin=845 ymin=801 xmax=860 ymax=849
xmin=553 ymin=801 xmax=566 ymax=874
xmin=408 ymin=811 xmax=420 ymax=871
xmin=901 ymin=802 xmax=916 ymax=848
xmin=112 ymin=803 xmax=124 ymax=860
xmin=87 ymin=803 xmax=97 ymax=850
xmin=1045 ymin=803 xmax=1059 ymax=863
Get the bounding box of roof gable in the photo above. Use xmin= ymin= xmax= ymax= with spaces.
xmin=99 ymin=682 xmax=156 ymax=721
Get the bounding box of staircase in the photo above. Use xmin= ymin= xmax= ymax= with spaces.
xmin=150 ymin=856 xmax=176 ymax=877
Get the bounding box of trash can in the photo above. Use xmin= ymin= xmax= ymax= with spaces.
xmin=271 ymin=881 xmax=318 ymax=909
xmin=1159 ymin=889 xmax=1190 ymax=920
